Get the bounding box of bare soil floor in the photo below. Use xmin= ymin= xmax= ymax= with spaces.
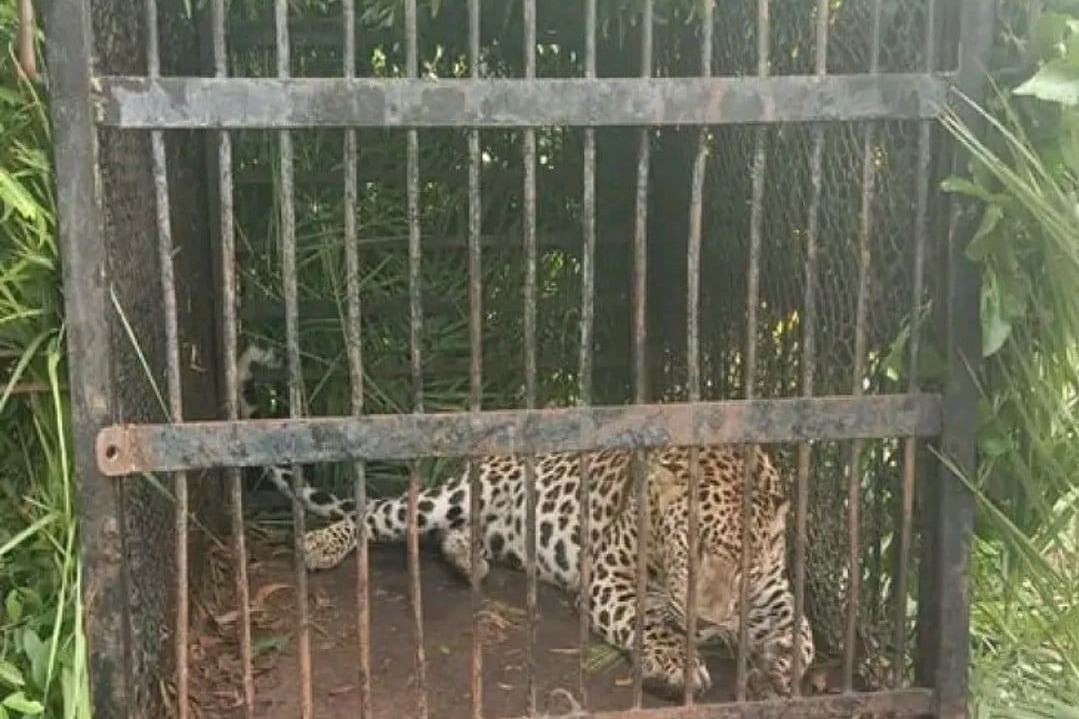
xmin=188 ymin=532 xmax=768 ymax=718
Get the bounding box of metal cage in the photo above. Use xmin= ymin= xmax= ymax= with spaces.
xmin=44 ymin=0 xmax=994 ymax=717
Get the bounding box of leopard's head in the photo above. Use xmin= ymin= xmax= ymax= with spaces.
xmin=647 ymin=463 xmax=741 ymax=638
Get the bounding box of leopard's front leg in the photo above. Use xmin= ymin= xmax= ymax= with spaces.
xmin=586 ymin=524 xmax=711 ymax=699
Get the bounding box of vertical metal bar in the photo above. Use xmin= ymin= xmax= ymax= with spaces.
xmin=895 ymin=0 xmax=938 ymax=688
xmin=630 ymin=0 xmax=653 ymax=708
xmin=843 ymin=0 xmax=883 ymax=693
xmin=406 ymin=472 xmax=429 ymax=717
xmin=466 ymin=1 xmax=485 ymax=716
xmin=917 ymin=3 xmax=994 ymax=716
xmin=633 ymin=0 xmax=653 ymax=408
xmin=403 ymin=0 xmax=430 ymax=715
xmin=577 ymin=0 xmax=598 ymax=706
xmin=522 ymin=0 xmax=539 ymax=713
xmin=736 ymin=0 xmax=768 ymax=702
xmin=683 ymin=0 xmax=712 ymax=705
xmin=579 ymin=0 xmax=597 ymax=409
xmin=44 ymin=1 xmax=130 ymax=715
xmin=273 ymin=1 xmax=312 ymax=714
xmin=792 ymin=0 xmax=829 ymax=696
xmin=342 ymin=0 xmax=372 ymax=713
xmin=144 ymin=1 xmax=190 ymax=714
xmin=209 ymin=0 xmax=255 ymax=714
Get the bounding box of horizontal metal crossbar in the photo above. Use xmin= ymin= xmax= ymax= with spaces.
xmin=516 ymin=688 xmax=935 ymax=718
xmin=94 ymin=73 xmax=952 ymax=129
xmin=96 ymin=394 xmax=941 ymax=475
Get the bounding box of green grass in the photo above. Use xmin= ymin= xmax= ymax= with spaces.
xmin=0 ymin=2 xmax=91 ymax=717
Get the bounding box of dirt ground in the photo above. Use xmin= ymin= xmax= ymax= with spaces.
xmin=187 ymin=532 xmax=769 ymax=718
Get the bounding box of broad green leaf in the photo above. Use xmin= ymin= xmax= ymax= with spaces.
xmin=0 ymin=664 xmax=23 ymax=689
xmin=1 ymin=692 xmax=43 ymax=715
xmin=981 ymin=273 xmax=1013 ymax=357
xmin=1014 ymin=59 xmax=1079 ymax=106
xmin=5 ymin=590 xmax=22 ymax=623
xmin=965 ymin=204 xmax=1006 ymax=262
xmin=19 ymin=629 xmax=47 ymax=691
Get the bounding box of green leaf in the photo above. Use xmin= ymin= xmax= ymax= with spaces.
xmin=981 ymin=273 xmax=1013 ymax=357
xmin=5 ymin=590 xmax=22 ymax=623
xmin=0 ymin=663 xmax=24 ymax=689
xmin=965 ymin=204 xmax=1005 ymax=263
xmin=0 ymin=169 xmax=39 ymax=222
xmin=1 ymin=692 xmax=43 ymax=715
xmin=880 ymin=324 xmax=910 ymax=383
xmin=1014 ymin=58 xmax=1079 ymax=106
xmin=19 ymin=629 xmax=47 ymax=691
xmin=0 ymin=87 xmax=21 ymax=107
xmin=942 ymin=175 xmax=995 ymax=201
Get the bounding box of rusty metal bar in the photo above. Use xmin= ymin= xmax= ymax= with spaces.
xmin=577 ymin=0 xmax=598 ymax=705
xmin=341 ymin=0 xmax=372 ymax=713
xmin=466 ymin=1 xmax=485 ymax=716
xmin=522 ymin=0 xmax=539 ymax=712
xmin=403 ymin=0 xmax=430 ymax=715
xmin=735 ymin=0 xmax=770 ymax=701
xmin=42 ymin=0 xmax=130 ymax=713
xmin=682 ymin=0 xmax=712 ymax=703
xmin=630 ymin=0 xmax=653 ymax=707
xmin=94 ymin=73 xmax=952 ymax=129
xmin=144 ymin=0 xmax=190 ymax=715
xmin=792 ymin=0 xmax=830 ymax=695
xmin=96 ymin=394 xmax=943 ymax=474
xmin=273 ymin=0 xmax=313 ymax=714
xmin=842 ymin=0 xmax=883 ymax=693
xmin=512 ymin=688 xmax=935 ymax=719
xmin=893 ymin=0 xmax=939 ymax=689
xmin=209 ymin=0 xmax=255 ymax=713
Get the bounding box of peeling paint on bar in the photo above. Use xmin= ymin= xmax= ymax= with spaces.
xmin=94 ymin=74 xmax=952 ymax=129
xmin=95 ymin=394 xmax=941 ymax=476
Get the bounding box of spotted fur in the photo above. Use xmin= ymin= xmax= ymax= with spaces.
xmin=240 ymin=348 xmax=814 ymax=700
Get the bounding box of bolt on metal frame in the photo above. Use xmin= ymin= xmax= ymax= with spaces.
xmin=44 ymin=0 xmax=995 ymax=717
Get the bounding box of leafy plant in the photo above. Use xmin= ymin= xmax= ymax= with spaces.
xmin=940 ymin=2 xmax=1079 ymax=715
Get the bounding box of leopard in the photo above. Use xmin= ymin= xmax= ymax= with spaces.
xmin=238 ymin=347 xmax=815 ymax=700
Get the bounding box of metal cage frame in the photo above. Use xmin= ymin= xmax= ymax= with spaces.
xmin=44 ymin=0 xmax=995 ymax=717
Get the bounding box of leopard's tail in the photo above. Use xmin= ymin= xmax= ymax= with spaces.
xmin=237 ymin=344 xmax=357 ymax=522
xmin=238 ymin=344 xmax=465 ymax=541
xmin=265 ymin=463 xmax=468 ymax=543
